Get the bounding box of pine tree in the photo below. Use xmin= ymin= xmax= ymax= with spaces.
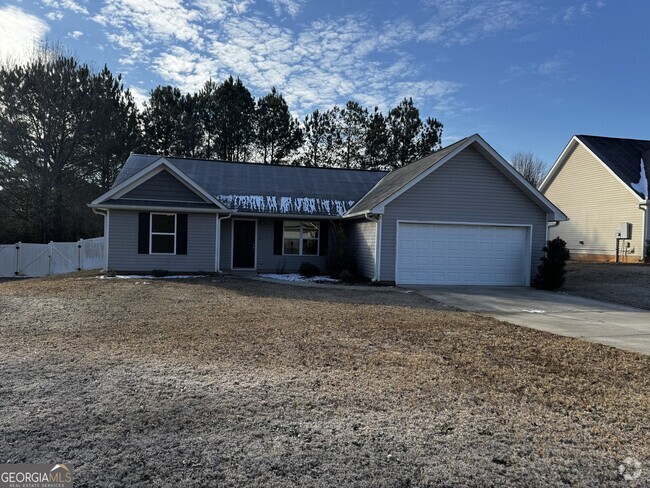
xmin=213 ymin=76 xmax=255 ymax=161
xmin=141 ymin=85 xmax=185 ymax=156
xmin=387 ymin=97 xmax=423 ymax=168
xmin=255 ymin=87 xmax=302 ymax=164
xmin=301 ymin=109 xmax=333 ymax=167
xmin=197 ymin=79 xmax=219 ymax=159
xmin=0 ymin=49 xmax=140 ymax=242
xmin=335 ymin=101 xmax=368 ymax=169
xmin=86 ymin=65 xmax=140 ymax=190
xmin=364 ymin=107 xmax=389 ymax=170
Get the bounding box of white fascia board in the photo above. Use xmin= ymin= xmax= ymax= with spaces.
xmin=343 ymin=210 xmax=382 ymax=219
xmin=88 ymin=203 xmax=225 ymax=214
xmin=220 ymin=211 xmax=342 ymax=220
xmin=539 ymin=136 xmax=578 ymax=192
xmin=91 ymin=158 xmax=229 ymax=210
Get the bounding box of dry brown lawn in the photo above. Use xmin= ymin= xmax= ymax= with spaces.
xmin=0 ymin=274 xmax=648 ymax=487
xmin=563 ymin=262 xmax=650 ymax=310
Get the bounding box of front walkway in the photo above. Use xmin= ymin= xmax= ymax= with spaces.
xmin=409 ymin=286 xmax=650 ymax=355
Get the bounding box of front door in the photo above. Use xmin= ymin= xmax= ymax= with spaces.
xmin=233 ymin=220 xmax=256 ymax=269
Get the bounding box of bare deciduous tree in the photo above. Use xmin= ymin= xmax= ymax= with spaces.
xmin=511 ymin=151 xmax=547 ymax=188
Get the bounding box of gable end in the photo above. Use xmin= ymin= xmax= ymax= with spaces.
xmin=118 ymin=169 xmax=208 ymax=203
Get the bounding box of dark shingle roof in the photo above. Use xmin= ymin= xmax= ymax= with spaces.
xmin=576 ymin=135 xmax=650 ymax=199
xmin=113 ymin=154 xmax=387 ymax=216
xmin=103 ymin=199 xmax=218 ymax=210
xmin=346 ymin=136 xmax=470 ymax=215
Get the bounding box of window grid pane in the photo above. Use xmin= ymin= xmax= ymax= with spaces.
xmin=151 ymin=234 xmax=175 ymax=254
xmin=152 ymin=214 xmax=175 ymax=233
xmin=282 ymin=221 xmax=320 ymax=256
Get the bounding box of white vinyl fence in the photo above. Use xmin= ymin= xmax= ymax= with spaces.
xmin=0 ymin=237 xmax=105 ymax=277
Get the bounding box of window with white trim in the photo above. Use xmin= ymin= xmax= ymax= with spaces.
xmin=150 ymin=213 xmax=176 ymax=254
xmin=283 ymin=221 xmax=319 ymax=255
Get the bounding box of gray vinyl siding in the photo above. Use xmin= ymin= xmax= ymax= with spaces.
xmin=346 ymin=219 xmax=377 ymax=279
xmin=544 ymin=143 xmax=646 ymax=260
xmin=220 ymin=218 xmax=329 ymax=273
xmin=379 ymin=146 xmax=548 ymax=282
xmin=120 ymin=170 xmax=205 ymax=203
xmin=108 ymin=210 xmax=216 ymax=272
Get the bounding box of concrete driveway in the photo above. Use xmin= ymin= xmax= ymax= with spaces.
xmin=409 ymin=286 xmax=650 ymax=355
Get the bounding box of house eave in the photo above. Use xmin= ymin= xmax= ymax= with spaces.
xmin=226 ymin=211 xmax=343 ymax=219
xmin=88 ymin=203 xmax=226 ymax=214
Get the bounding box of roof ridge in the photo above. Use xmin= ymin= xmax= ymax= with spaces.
xmin=577 ymin=134 xmax=650 ymax=144
xmin=128 ymin=153 xmax=388 ymax=174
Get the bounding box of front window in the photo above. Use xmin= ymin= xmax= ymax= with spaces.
xmin=150 ymin=213 xmax=176 ymax=254
xmin=283 ymin=221 xmax=319 ymax=255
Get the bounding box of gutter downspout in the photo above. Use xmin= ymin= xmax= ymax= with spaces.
xmin=92 ymin=208 xmax=109 ymax=272
xmin=545 ymin=219 xmax=562 ymax=243
xmin=364 ymin=212 xmax=382 ymax=281
xmin=640 ymin=202 xmax=648 ymax=261
xmin=216 ymin=213 xmax=232 ymax=273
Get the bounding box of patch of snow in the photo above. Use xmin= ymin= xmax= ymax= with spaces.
xmin=217 ymin=194 xmax=356 ymax=216
xmin=259 ymin=273 xmax=340 ymax=283
xmin=99 ymin=275 xmax=208 ymax=280
xmin=522 ymin=309 xmax=545 ymax=314
xmin=631 ymin=157 xmax=648 ymax=199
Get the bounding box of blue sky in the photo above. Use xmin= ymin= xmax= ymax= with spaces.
xmin=1 ymin=0 xmax=649 ymax=165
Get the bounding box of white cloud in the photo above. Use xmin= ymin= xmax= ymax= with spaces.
xmin=45 ymin=11 xmax=63 ymax=20
xmin=268 ymin=0 xmax=305 ymax=17
xmin=94 ymin=0 xmax=203 ymax=45
xmin=152 ymin=46 xmax=222 ymax=93
xmin=503 ymin=51 xmax=571 ymax=82
xmin=556 ymin=1 xmax=605 ymax=24
xmin=419 ymin=0 xmax=536 ymax=45
xmin=41 ymin=0 xmax=89 ymax=15
xmin=193 ymin=0 xmax=253 ymax=20
xmin=0 ymin=6 xmax=49 ymax=64
xmin=68 ymin=30 xmax=83 ymax=39
xmin=97 ymin=1 xmax=462 ymax=117
xmin=128 ymin=85 xmax=150 ymax=108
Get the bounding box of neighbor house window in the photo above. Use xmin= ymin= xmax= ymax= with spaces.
xmin=150 ymin=213 xmax=176 ymax=254
xmin=283 ymin=221 xmax=319 ymax=255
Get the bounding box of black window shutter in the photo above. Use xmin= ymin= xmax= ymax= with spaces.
xmin=138 ymin=212 xmax=150 ymax=254
xmin=319 ymin=221 xmax=329 ymax=256
xmin=177 ymin=214 xmax=188 ymax=255
xmin=273 ymin=220 xmax=283 ymax=255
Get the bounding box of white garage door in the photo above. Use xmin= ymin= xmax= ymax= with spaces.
xmin=396 ymin=223 xmax=529 ymax=285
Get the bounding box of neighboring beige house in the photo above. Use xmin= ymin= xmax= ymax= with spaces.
xmin=541 ymin=135 xmax=649 ymax=262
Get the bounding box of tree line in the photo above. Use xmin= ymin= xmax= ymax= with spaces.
xmin=0 ymin=49 xmax=443 ymax=243
xmin=140 ymin=78 xmax=443 ymax=169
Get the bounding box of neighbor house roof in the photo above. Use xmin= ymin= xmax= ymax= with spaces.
xmin=541 ymin=135 xmax=650 ymax=200
xmin=98 ymin=154 xmax=387 ymax=217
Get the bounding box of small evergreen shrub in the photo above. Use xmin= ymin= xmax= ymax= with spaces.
xmin=325 ymin=222 xmax=358 ymax=278
xmin=339 ymin=269 xmax=355 ymax=283
xmin=299 ymin=262 xmax=320 ymax=278
xmin=532 ymin=237 xmax=570 ymax=290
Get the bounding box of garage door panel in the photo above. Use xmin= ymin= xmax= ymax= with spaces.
xmin=397 ymin=223 xmax=528 ymax=285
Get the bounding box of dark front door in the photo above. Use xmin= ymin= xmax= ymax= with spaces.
xmin=233 ymin=220 xmax=256 ymax=268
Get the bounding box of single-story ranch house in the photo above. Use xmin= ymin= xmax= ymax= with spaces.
xmin=541 ymin=135 xmax=650 ymax=262
xmin=90 ymin=134 xmax=566 ymax=285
